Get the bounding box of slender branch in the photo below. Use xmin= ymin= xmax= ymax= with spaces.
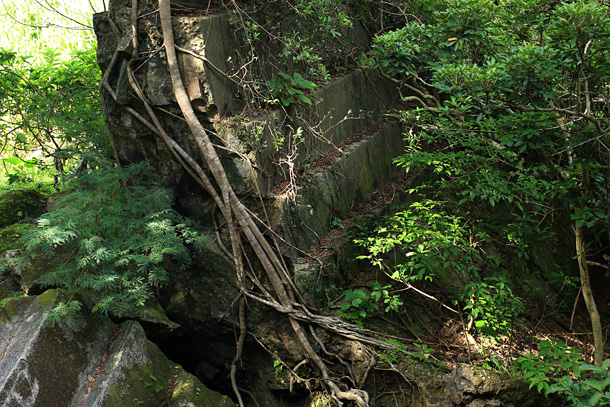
xmin=175 ymin=45 xmax=243 ymax=88
xmin=516 ymin=105 xmax=603 ymax=135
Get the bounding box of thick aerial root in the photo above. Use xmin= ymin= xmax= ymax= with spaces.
xmin=97 ymin=1 xmax=426 ymax=404
xmin=157 ymin=0 xmax=374 ymax=402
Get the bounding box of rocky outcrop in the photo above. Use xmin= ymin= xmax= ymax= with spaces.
xmin=89 ymin=2 xmax=564 ymax=407
xmin=0 ymin=289 xmax=234 ymax=407
xmin=442 ymin=364 xmax=556 ymax=407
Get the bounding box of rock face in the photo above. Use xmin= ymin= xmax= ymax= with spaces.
xmin=442 ymin=364 xmax=556 ymax=407
xmin=0 ymin=290 xmax=234 ymax=407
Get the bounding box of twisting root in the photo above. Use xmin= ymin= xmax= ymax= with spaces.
xmin=231 ymin=297 xmax=247 ymax=407
xmin=158 ymin=0 xmax=373 ymax=403
xmin=97 ymin=1 xmax=422 ymax=405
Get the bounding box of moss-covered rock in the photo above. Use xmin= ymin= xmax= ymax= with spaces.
xmin=0 ymin=225 xmax=47 ymax=298
xmin=0 ymin=189 xmax=45 ymax=227
xmin=0 ymin=223 xmax=29 ymax=254
xmin=0 ymin=290 xmax=235 ymax=407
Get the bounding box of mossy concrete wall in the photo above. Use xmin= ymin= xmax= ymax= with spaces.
xmin=276 ymin=120 xmax=406 ymax=252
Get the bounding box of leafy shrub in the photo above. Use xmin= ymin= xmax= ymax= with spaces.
xmin=341 ymin=288 xmax=378 ymax=320
xmin=0 ymin=44 xmax=107 ymax=189
xmin=370 ymin=283 xmax=404 ymax=313
xmin=340 ymin=283 xmax=404 ymax=321
xmin=2 ymin=161 xmax=209 ymax=317
xmin=355 ymin=198 xmax=526 ymax=336
xmin=549 ymin=360 xmax=610 ymax=407
xmin=266 ymin=72 xmax=316 ymax=107
xmin=459 ymin=276 xmax=524 ymax=337
xmin=515 ymin=340 xmax=610 ymax=406
xmin=514 ymin=340 xmax=585 ymax=394
xmin=355 ymin=199 xmax=486 ymax=281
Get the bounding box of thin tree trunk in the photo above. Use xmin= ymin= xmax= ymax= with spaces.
xmin=574 ymin=220 xmax=604 ymax=366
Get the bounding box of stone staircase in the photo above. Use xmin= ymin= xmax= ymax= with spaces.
xmin=234 ymin=69 xmax=416 ymax=304
xmin=209 ymin=70 xmax=409 ymax=253
xmin=95 ymin=6 xmax=415 ymax=279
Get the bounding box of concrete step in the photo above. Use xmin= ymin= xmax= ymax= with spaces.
xmin=290 ymin=170 xmax=424 ymax=308
xmin=216 ymin=69 xmax=400 ymax=196
xmin=269 ymin=117 xmax=407 ymax=254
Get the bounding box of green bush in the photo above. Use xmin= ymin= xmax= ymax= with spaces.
xmin=459 ymin=276 xmax=524 ymax=337
xmin=0 ymin=44 xmax=107 ymax=190
xmin=2 ymin=161 xmax=209 ymax=317
xmin=515 ymin=340 xmax=610 ymax=406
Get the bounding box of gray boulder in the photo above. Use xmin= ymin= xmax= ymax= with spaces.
xmin=0 ymin=289 xmax=234 ymax=407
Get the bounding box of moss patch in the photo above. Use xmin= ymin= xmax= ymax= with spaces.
xmin=171 ymin=369 xmax=235 ymax=407
xmin=0 ymin=223 xmax=30 ymax=254
xmin=110 ymin=363 xmax=170 ymax=406
xmin=0 ymin=295 xmax=34 ymax=322
xmin=0 ymin=189 xmax=45 ymax=227
xmin=38 ymin=289 xmax=61 ymax=308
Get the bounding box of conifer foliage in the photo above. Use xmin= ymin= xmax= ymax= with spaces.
xmin=4 ymin=161 xmax=208 ymax=318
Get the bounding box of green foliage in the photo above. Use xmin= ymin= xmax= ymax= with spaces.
xmin=331 ymin=217 xmax=345 ymax=229
xmin=273 ymin=360 xmax=283 ymax=375
xmin=45 ymin=300 xmax=82 ymax=327
xmin=412 ymin=342 xmax=435 ymax=362
xmin=3 ymin=162 xmax=209 ymax=316
xmin=372 ymin=0 xmax=610 ymax=227
xmin=278 ymin=0 xmax=355 ymax=78
xmin=355 ymin=199 xmax=484 ymax=282
xmin=459 ymin=276 xmax=524 ymax=337
xmin=377 ymin=338 xmax=408 ymax=367
xmin=0 ymin=1 xmax=105 ymax=191
xmin=0 ymin=0 xmax=102 ymax=59
xmin=550 ymin=360 xmax=610 ymax=407
xmin=231 ymin=0 xmax=416 ymax=108
xmin=515 ymin=340 xmax=610 ymax=406
xmin=340 ymin=282 xmax=404 ymax=321
xmin=370 ymin=283 xmax=404 ymax=312
xmin=365 ymin=0 xmax=610 ymax=348
xmin=377 ymin=339 xmax=440 ymax=370
xmin=266 ymin=72 xmax=316 ymax=107
xmin=514 ymin=340 xmax=584 ymax=394
xmin=0 ymin=44 xmax=107 ymax=175
xmin=354 ymin=198 xmax=527 ymax=336
xmin=340 ymin=288 xmax=378 ymax=319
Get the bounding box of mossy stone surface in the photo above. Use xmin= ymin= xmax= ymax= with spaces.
xmin=0 ymin=294 xmax=32 ymax=323
xmin=96 ymin=320 xmax=235 ymax=407
xmin=0 ymin=290 xmax=234 ymax=407
xmin=0 ymin=189 xmax=45 ymax=227
xmin=0 ymin=223 xmax=29 ymax=254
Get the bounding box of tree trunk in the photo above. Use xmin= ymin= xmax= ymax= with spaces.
xmin=574 ymin=220 xmax=604 ymax=366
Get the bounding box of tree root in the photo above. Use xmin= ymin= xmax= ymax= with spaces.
xmin=98 ymin=1 xmax=418 ymax=405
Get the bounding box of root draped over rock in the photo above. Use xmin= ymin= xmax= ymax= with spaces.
xmin=99 ymin=1 xmax=412 ymax=405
